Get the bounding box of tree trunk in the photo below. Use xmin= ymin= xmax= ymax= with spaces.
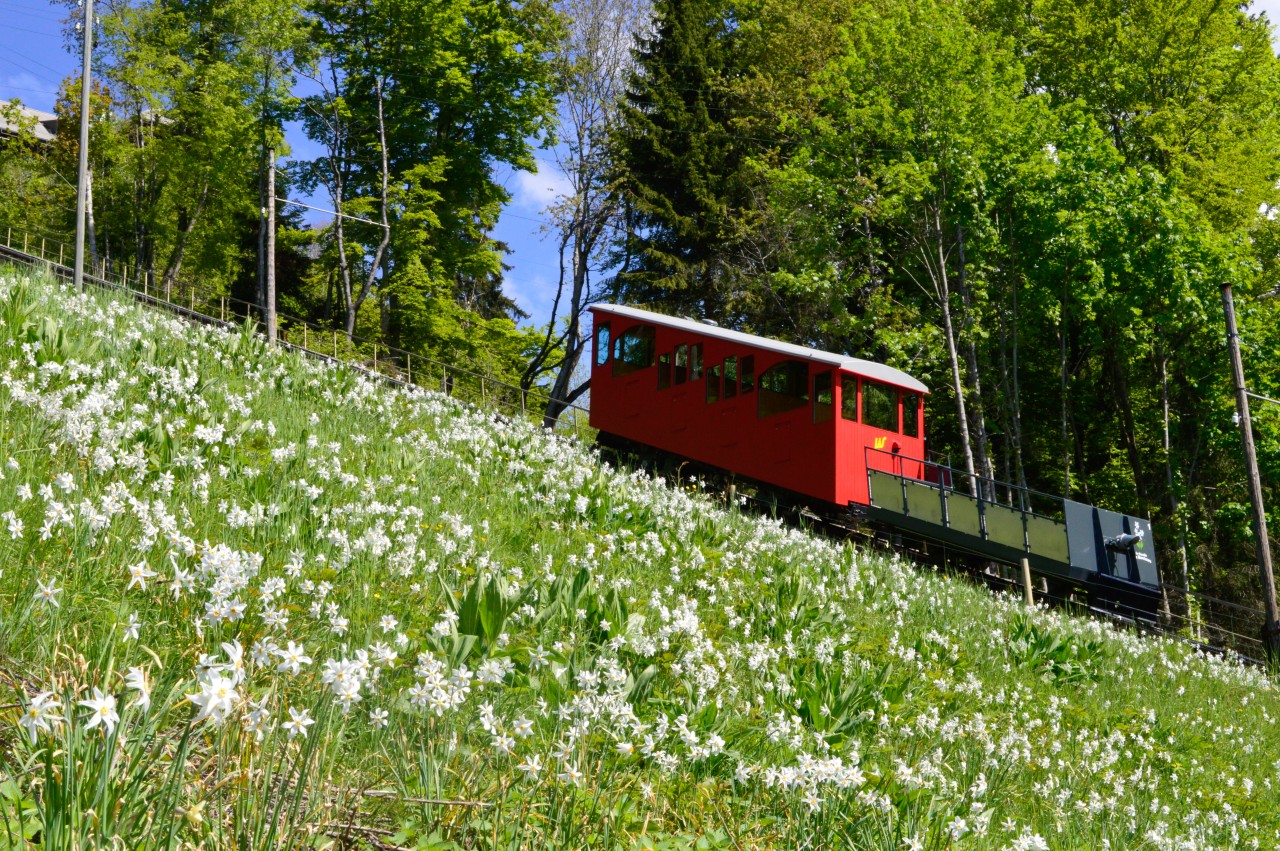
xmin=955 ymin=226 xmax=994 ymax=498
xmin=347 ymin=75 xmax=392 ymax=338
xmin=86 ymin=168 xmax=99 ymax=270
xmin=931 ymin=213 xmax=978 ymax=497
xmin=160 ymin=183 xmax=209 ymax=299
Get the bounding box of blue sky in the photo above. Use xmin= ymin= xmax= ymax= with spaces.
xmin=3 ymin=0 xmax=1280 ymax=328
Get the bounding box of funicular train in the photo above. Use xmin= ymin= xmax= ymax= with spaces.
xmin=588 ymin=303 xmax=1163 ymax=619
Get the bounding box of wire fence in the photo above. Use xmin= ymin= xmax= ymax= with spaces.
xmin=0 ymin=225 xmax=593 ymax=439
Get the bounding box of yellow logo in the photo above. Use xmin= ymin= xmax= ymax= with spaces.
xmin=873 ymin=437 xmax=887 ymax=450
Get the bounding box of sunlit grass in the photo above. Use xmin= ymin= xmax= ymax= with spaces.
xmin=0 ymin=266 xmax=1275 ymax=850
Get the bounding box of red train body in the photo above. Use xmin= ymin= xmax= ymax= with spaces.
xmin=588 ymin=304 xmax=930 ymax=507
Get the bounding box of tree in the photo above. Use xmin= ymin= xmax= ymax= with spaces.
xmin=610 ymin=0 xmax=763 ymax=319
xmin=521 ymin=0 xmax=648 ymax=426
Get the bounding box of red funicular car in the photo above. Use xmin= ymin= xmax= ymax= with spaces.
xmin=588 ymin=304 xmax=930 ymax=508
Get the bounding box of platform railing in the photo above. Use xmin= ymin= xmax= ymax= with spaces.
xmin=0 ymin=224 xmax=592 ymax=438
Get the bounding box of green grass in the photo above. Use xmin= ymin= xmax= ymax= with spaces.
xmin=0 ymin=265 xmax=1276 ymax=850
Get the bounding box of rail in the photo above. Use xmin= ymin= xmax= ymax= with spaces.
xmin=864 ymin=446 xmax=1270 ymax=661
xmin=0 ymin=225 xmax=592 ymax=437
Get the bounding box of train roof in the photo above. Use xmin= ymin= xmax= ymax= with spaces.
xmin=592 ymin=303 xmax=929 ymax=394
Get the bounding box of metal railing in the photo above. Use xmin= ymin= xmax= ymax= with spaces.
xmin=864 ymin=445 xmax=1270 ymax=662
xmin=0 ymin=225 xmax=592 ymax=438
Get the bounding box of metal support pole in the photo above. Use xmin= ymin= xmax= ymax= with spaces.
xmin=1021 ymin=557 xmax=1034 ymax=606
xmin=1222 ymin=283 xmax=1280 ymax=659
xmin=333 ymin=331 xmax=338 ymax=360
xmin=407 ymin=353 xmax=412 ymax=384
xmin=73 ymin=0 xmax=93 ymax=292
xmin=265 ymin=146 xmax=277 ymax=344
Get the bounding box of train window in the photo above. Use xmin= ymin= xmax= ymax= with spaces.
xmin=658 ymin=352 xmax=672 ymax=389
xmin=707 ymin=364 xmax=722 ymax=403
xmin=841 ymin=375 xmax=858 ymax=421
xmin=674 ymin=344 xmax=689 ymax=384
xmin=813 ymin=372 xmax=833 ymax=423
xmin=740 ymin=356 xmax=755 ymax=393
xmin=901 ymin=392 xmax=920 ymax=437
xmin=723 ymin=356 xmax=738 ymax=399
xmin=613 ymin=325 xmax=656 ymax=377
xmin=690 ymin=343 xmax=704 ymax=380
xmin=862 ymin=379 xmax=898 ymax=432
xmin=595 ymin=323 xmax=611 ymax=367
xmin=758 ymin=360 xmax=809 ymax=418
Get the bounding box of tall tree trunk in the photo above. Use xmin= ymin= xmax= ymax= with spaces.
xmin=1060 ymin=278 xmax=1071 ymax=496
xmin=347 ymin=75 xmax=392 ymax=338
xmin=86 ymin=168 xmax=99 ymax=271
xmin=929 ymin=212 xmax=978 ymax=496
xmin=955 ymin=226 xmax=994 ymax=498
xmin=160 ymin=183 xmax=209 ymax=299
xmin=1159 ymin=348 xmax=1192 ymax=604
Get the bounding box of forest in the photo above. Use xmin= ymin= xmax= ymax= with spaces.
xmin=2 ymin=0 xmax=1280 ymax=624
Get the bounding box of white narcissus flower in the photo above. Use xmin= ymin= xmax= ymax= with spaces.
xmin=18 ymin=692 xmax=63 ymax=743
xmin=33 ymin=578 xmax=61 ymax=609
xmin=275 ymin=641 xmax=312 ymax=676
xmin=188 ymin=674 xmax=238 ymax=726
xmin=125 ymin=666 xmax=151 ymax=712
xmin=80 ymin=688 xmax=119 ymax=736
xmin=126 ymin=560 xmax=157 ymax=591
xmin=282 ymin=706 xmax=315 ymax=739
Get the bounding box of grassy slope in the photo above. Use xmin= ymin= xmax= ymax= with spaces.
xmin=0 ymin=267 xmax=1276 ymax=851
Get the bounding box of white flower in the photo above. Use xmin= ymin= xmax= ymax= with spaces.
xmin=513 ymin=717 xmax=534 ymax=738
xmin=283 ymin=706 xmax=315 ymax=739
xmin=368 ymin=707 xmax=390 ymax=729
xmin=518 ymin=754 xmax=543 ymax=779
xmin=121 ymin=613 xmax=141 ymax=642
xmin=126 ymin=560 xmax=158 ymax=591
xmin=80 ymin=688 xmax=119 ymax=736
xmin=557 ymin=762 xmax=584 ymax=787
xmin=34 ymin=578 xmax=61 ymax=609
xmin=275 ymin=641 xmax=313 ymax=676
xmin=188 ymin=674 xmax=238 ymax=726
xmin=379 ymin=614 xmax=398 ymax=633
xmin=18 ymin=692 xmax=63 ymax=743
xmin=125 ymin=666 xmax=151 ymax=712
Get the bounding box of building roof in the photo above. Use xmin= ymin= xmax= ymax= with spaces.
xmin=592 ymin=303 xmax=929 ymax=393
xmin=0 ymin=102 xmax=58 ymax=143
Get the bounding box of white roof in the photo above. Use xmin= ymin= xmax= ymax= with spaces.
xmin=0 ymin=102 xmax=57 ymax=142
xmin=593 ymin=303 xmax=929 ymax=393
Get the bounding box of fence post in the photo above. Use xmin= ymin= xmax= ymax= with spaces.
xmin=333 ymin=331 xmax=338 ymax=360
xmin=221 ymin=296 xmax=226 ymax=322
xmin=40 ymin=237 xmax=45 ymax=259
xmin=23 ymin=232 xmax=28 ymax=252
xmin=407 ymin=353 xmax=413 ymax=385
xmin=144 ymin=276 xmax=149 ymax=299
xmin=189 ymin=288 xmax=194 ymax=310
xmin=1021 ymin=557 xmax=1035 ymax=606
xmin=481 ymin=375 xmax=486 ymax=406
xmin=373 ymin=342 xmax=378 ymax=371
xmin=303 ymin=324 xmax=308 ymax=351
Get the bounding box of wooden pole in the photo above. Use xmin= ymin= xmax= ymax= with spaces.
xmin=1222 ymin=283 xmax=1280 ymax=659
xmin=1021 ymin=557 xmax=1034 ymax=606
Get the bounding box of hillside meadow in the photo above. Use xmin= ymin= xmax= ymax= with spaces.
xmin=0 ymin=267 xmax=1276 ymax=850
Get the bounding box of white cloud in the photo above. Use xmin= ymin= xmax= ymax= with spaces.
xmin=509 ymin=158 xmax=573 ymax=214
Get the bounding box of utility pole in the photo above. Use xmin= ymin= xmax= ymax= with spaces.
xmin=73 ymin=0 xmax=94 ymax=291
xmin=266 ymin=146 xmax=277 ymax=344
xmin=1221 ymin=283 xmax=1280 ymax=660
